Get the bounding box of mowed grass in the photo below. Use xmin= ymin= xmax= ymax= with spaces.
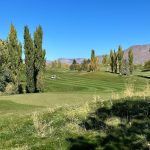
xmin=0 ymin=69 xmax=150 ymax=149
xmin=0 ymin=93 xmax=93 ymax=116
xmin=0 ymin=69 xmax=149 ymax=115
xmin=45 ymin=69 xmax=148 ymax=93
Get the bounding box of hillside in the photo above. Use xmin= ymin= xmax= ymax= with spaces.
xmin=124 ymin=44 xmax=150 ymax=64
xmin=51 ymin=44 xmax=150 ymax=65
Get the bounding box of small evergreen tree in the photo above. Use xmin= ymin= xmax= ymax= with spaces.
xmin=81 ymin=59 xmax=90 ymax=71
xmin=118 ymin=45 xmax=124 ymax=73
xmin=70 ymin=59 xmax=77 ymax=70
xmin=110 ymin=50 xmax=114 ymax=72
xmin=114 ymin=50 xmax=118 ymax=73
xmin=90 ymin=49 xmax=96 ymax=71
xmin=102 ymin=55 xmax=107 ymax=66
xmin=128 ymin=48 xmax=134 ymax=74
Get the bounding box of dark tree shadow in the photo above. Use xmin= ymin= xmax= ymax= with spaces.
xmin=137 ymin=75 xmax=150 ymax=79
xmin=67 ymin=136 xmax=97 ymax=150
xmin=67 ymin=97 xmax=150 ymax=150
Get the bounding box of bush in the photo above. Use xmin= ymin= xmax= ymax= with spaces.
xmin=0 ymin=69 xmax=13 ymax=92
xmin=121 ymin=59 xmax=130 ymax=75
xmin=144 ymin=60 xmax=150 ymax=71
xmin=0 ymin=75 xmax=6 ymax=92
xmin=5 ymin=83 xmax=17 ymax=95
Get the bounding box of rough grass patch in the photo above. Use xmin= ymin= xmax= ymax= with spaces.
xmin=32 ymin=112 xmax=54 ymax=138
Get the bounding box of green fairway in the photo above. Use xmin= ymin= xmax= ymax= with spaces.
xmin=45 ymin=70 xmax=148 ymax=93
xmin=0 ymin=70 xmax=150 ymax=149
xmin=0 ymin=70 xmax=149 ymax=116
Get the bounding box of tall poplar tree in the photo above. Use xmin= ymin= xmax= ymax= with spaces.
xmin=114 ymin=50 xmax=118 ymax=73
xmin=128 ymin=48 xmax=134 ymax=74
xmin=0 ymin=40 xmax=10 ymax=92
xmin=110 ymin=50 xmax=114 ymax=73
xmin=8 ymin=24 xmax=22 ymax=93
xmin=90 ymin=49 xmax=96 ymax=71
xmin=118 ymin=45 xmax=124 ymax=73
xmin=34 ymin=26 xmax=46 ymax=92
xmin=24 ymin=26 xmax=35 ymax=93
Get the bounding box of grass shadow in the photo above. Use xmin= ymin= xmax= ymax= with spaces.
xmin=137 ymin=75 xmax=150 ymax=79
xmin=67 ymin=97 xmax=150 ymax=150
xmin=0 ymin=100 xmax=43 ymax=113
xmin=67 ymin=136 xmax=97 ymax=150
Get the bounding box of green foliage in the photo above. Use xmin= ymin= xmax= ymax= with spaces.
xmin=7 ymin=24 xmax=23 ymax=94
xmin=0 ymin=40 xmax=10 ymax=92
xmin=34 ymin=26 xmax=46 ymax=92
xmin=0 ymin=24 xmax=46 ymax=94
xmin=81 ymin=59 xmax=90 ymax=71
xmin=118 ymin=45 xmax=124 ymax=73
xmin=51 ymin=60 xmax=62 ymax=69
xmin=70 ymin=59 xmax=78 ymax=70
xmin=51 ymin=60 xmax=58 ymax=69
xmin=128 ymin=48 xmax=134 ymax=74
xmin=24 ymin=26 xmax=35 ymax=93
xmin=121 ymin=59 xmax=130 ymax=75
xmin=24 ymin=25 xmax=46 ymax=93
xmin=113 ymin=50 xmax=118 ymax=73
xmin=57 ymin=60 xmax=62 ymax=68
xmin=102 ymin=55 xmax=107 ymax=65
xmin=110 ymin=49 xmax=114 ymax=72
xmin=0 ymin=26 xmax=23 ymax=94
xmin=5 ymin=83 xmax=17 ymax=95
xmin=0 ymin=40 xmax=9 ymax=68
xmin=144 ymin=60 xmax=150 ymax=70
xmin=72 ymin=59 xmax=77 ymax=65
xmin=90 ymin=49 xmax=97 ymax=71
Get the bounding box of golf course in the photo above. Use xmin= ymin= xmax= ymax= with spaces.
xmin=1 ymin=0 xmax=150 ymax=149
xmin=0 ymin=68 xmax=150 ymax=149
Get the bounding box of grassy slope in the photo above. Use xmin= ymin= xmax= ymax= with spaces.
xmin=0 ymin=70 xmax=149 ymax=115
xmin=45 ymin=70 xmax=148 ymax=93
xmin=0 ymin=69 xmax=150 ymax=149
xmin=0 ymin=96 xmax=149 ymax=150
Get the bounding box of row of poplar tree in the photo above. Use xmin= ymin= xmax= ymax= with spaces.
xmin=110 ymin=46 xmax=133 ymax=74
xmin=103 ymin=46 xmax=133 ymax=74
xmin=70 ymin=50 xmax=99 ymax=72
xmin=0 ymin=24 xmax=46 ymax=94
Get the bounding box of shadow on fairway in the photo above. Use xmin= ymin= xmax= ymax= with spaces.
xmin=67 ymin=97 xmax=150 ymax=150
xmin=137 ymin=75 xmax=150 ymax=79
xmin=0 ymin=100 xmax=43 ymax=113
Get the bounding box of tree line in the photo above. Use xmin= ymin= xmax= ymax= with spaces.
xmin=0 ymin=24 xmax=46 ymax=94
xmin=103 ymin=46 xmax=133 ymax=75
xmin=70 ymin=49 xmax=99 ymax=72
xmin=70 ymin=47 xmax=134 ymax=75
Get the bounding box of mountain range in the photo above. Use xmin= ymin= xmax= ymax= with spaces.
xmin=49 ymin=44 xmax=150 ymax=65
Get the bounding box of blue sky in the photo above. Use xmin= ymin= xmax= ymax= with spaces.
xmin=0 ymin=0 xmax=150 ymax=60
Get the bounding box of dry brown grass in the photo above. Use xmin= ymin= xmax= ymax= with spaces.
xmin=122 ymin=83 xmax=150 ymax=99
xmin=32 ymin=112 xmax=54 ymax=138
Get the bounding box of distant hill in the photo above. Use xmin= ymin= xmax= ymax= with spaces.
xmin=57 ymin=58 xmax=84 ymax=64
xmin=123 ymin=44 xmax=150 ymax=64
xmin=47 ymin=44 xmax=150 ymax=65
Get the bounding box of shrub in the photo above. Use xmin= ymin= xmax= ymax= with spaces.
xmin=144 ymin=60 xmax=150 ymax=71
xmin=121 ymin=59 xmax=130 ymax=75
xmin=5 ymin=83 xmax=17 ymax=95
